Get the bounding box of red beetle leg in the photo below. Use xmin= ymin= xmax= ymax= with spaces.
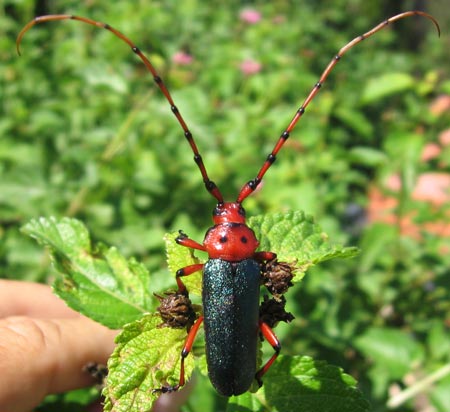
xmin=154 ymin=315 xmax=204 ymax=393
xmin=254 ymin=251 xmax=277 ymax=262
xmin=255 ymin=321 xmax=281 ymax=387
xmin=175 ymin=263 xmax=203 ymax=293
xmin=176 ymin=231 xmax=206 ymax=251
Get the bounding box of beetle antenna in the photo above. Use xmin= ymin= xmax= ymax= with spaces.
xmin=236 ymin=10 xmax=440 ymax=203
xmin=16 ymin=14 xmax=224 ymax=204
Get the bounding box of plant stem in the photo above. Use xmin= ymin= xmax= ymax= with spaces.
xmin=387 ymin=363 xmax=450 ymax=409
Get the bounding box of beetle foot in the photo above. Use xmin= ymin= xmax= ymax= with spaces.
xmin=255 ymin=376 xmax=264 ymax=388
xmin=176 ymin=230 xmax=188 ymax=242
xmin=152 ymin=384 xmax=180 ymax=394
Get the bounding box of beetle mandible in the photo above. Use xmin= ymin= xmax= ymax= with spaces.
xmin=17 ymin=11 xmax=440 ymax=397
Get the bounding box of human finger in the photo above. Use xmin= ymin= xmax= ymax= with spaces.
xmin=0 ymin=315 xmax=118 ymax=412
xmin=0 ymin=280 xmax=79 ymax=318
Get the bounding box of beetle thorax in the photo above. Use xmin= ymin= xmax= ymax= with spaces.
xmin=203 ymin=202 xmax=259 ymax=261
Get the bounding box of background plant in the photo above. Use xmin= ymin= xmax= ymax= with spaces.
xmin=1 ymin=1 xmax=449 ymax=411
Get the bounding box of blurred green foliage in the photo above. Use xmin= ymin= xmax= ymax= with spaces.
xmin=1 ymin=0 xmax=449 ymax=411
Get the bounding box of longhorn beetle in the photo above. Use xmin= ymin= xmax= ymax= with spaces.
xmin=17 ymin=11 xmax=440 ymax=397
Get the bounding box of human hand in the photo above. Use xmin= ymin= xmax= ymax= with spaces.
xmin=0 ymin=280 xmax=192 ymax=412
xmin=0 ymin=279 xmax=118 ymax=412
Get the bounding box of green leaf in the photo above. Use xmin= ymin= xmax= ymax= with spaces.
xmin=104 ymin=329 xmax=370 ymax=412
xmin=227 ymin=392 xmax=263 ymax=412
xmin=383 ymin=131 xmax=424 ymax=198
xmin=334 ymin=108 xmax=374 ymax=139
xmin=354 ymin=327 xmax=424 ymax=379
xmin=249 ymin=211 xmax=359 ymax=282
xmin=36 ymin=387 xmax=101 ymax=411
xmin=430 ymin=372 xmax=450 ymax=412
xmin=358 ymin=223 xmax=397 ymax=273
xmin=227 ymin=355 xmax=370 ymax=412
xmin=361 ymin=72 xmax=415 ymax=104
xmin=348 ymin=146 xmax=388 ymax=167
xmin=22 ymin=217 xmax=154 ymax=329
xmin=103 ymin=314 xmax=194 ymax=412
xmin=428 ymin=321 xmax=450 ymax=362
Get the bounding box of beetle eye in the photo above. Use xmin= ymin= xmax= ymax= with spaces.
xmin=213 ymin=205 xmax=225 ymax=216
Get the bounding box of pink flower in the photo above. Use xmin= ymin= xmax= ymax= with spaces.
xmin=239 ymin=9 xmax=262 ymax=24
xmin=429 ymin=94 xmax=450 ymax=116
xmin=439 ymin=129 xmax=450 ymax=146
xmin=413 ymin=172 xmax=450 ymax=206
xmin=239 ymin=59 xmax=262 ymax=75
xmin=172 ymin=51 xmax=193 ymax=66
xmin=421 ymin=143 xmax=441 ymax=162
